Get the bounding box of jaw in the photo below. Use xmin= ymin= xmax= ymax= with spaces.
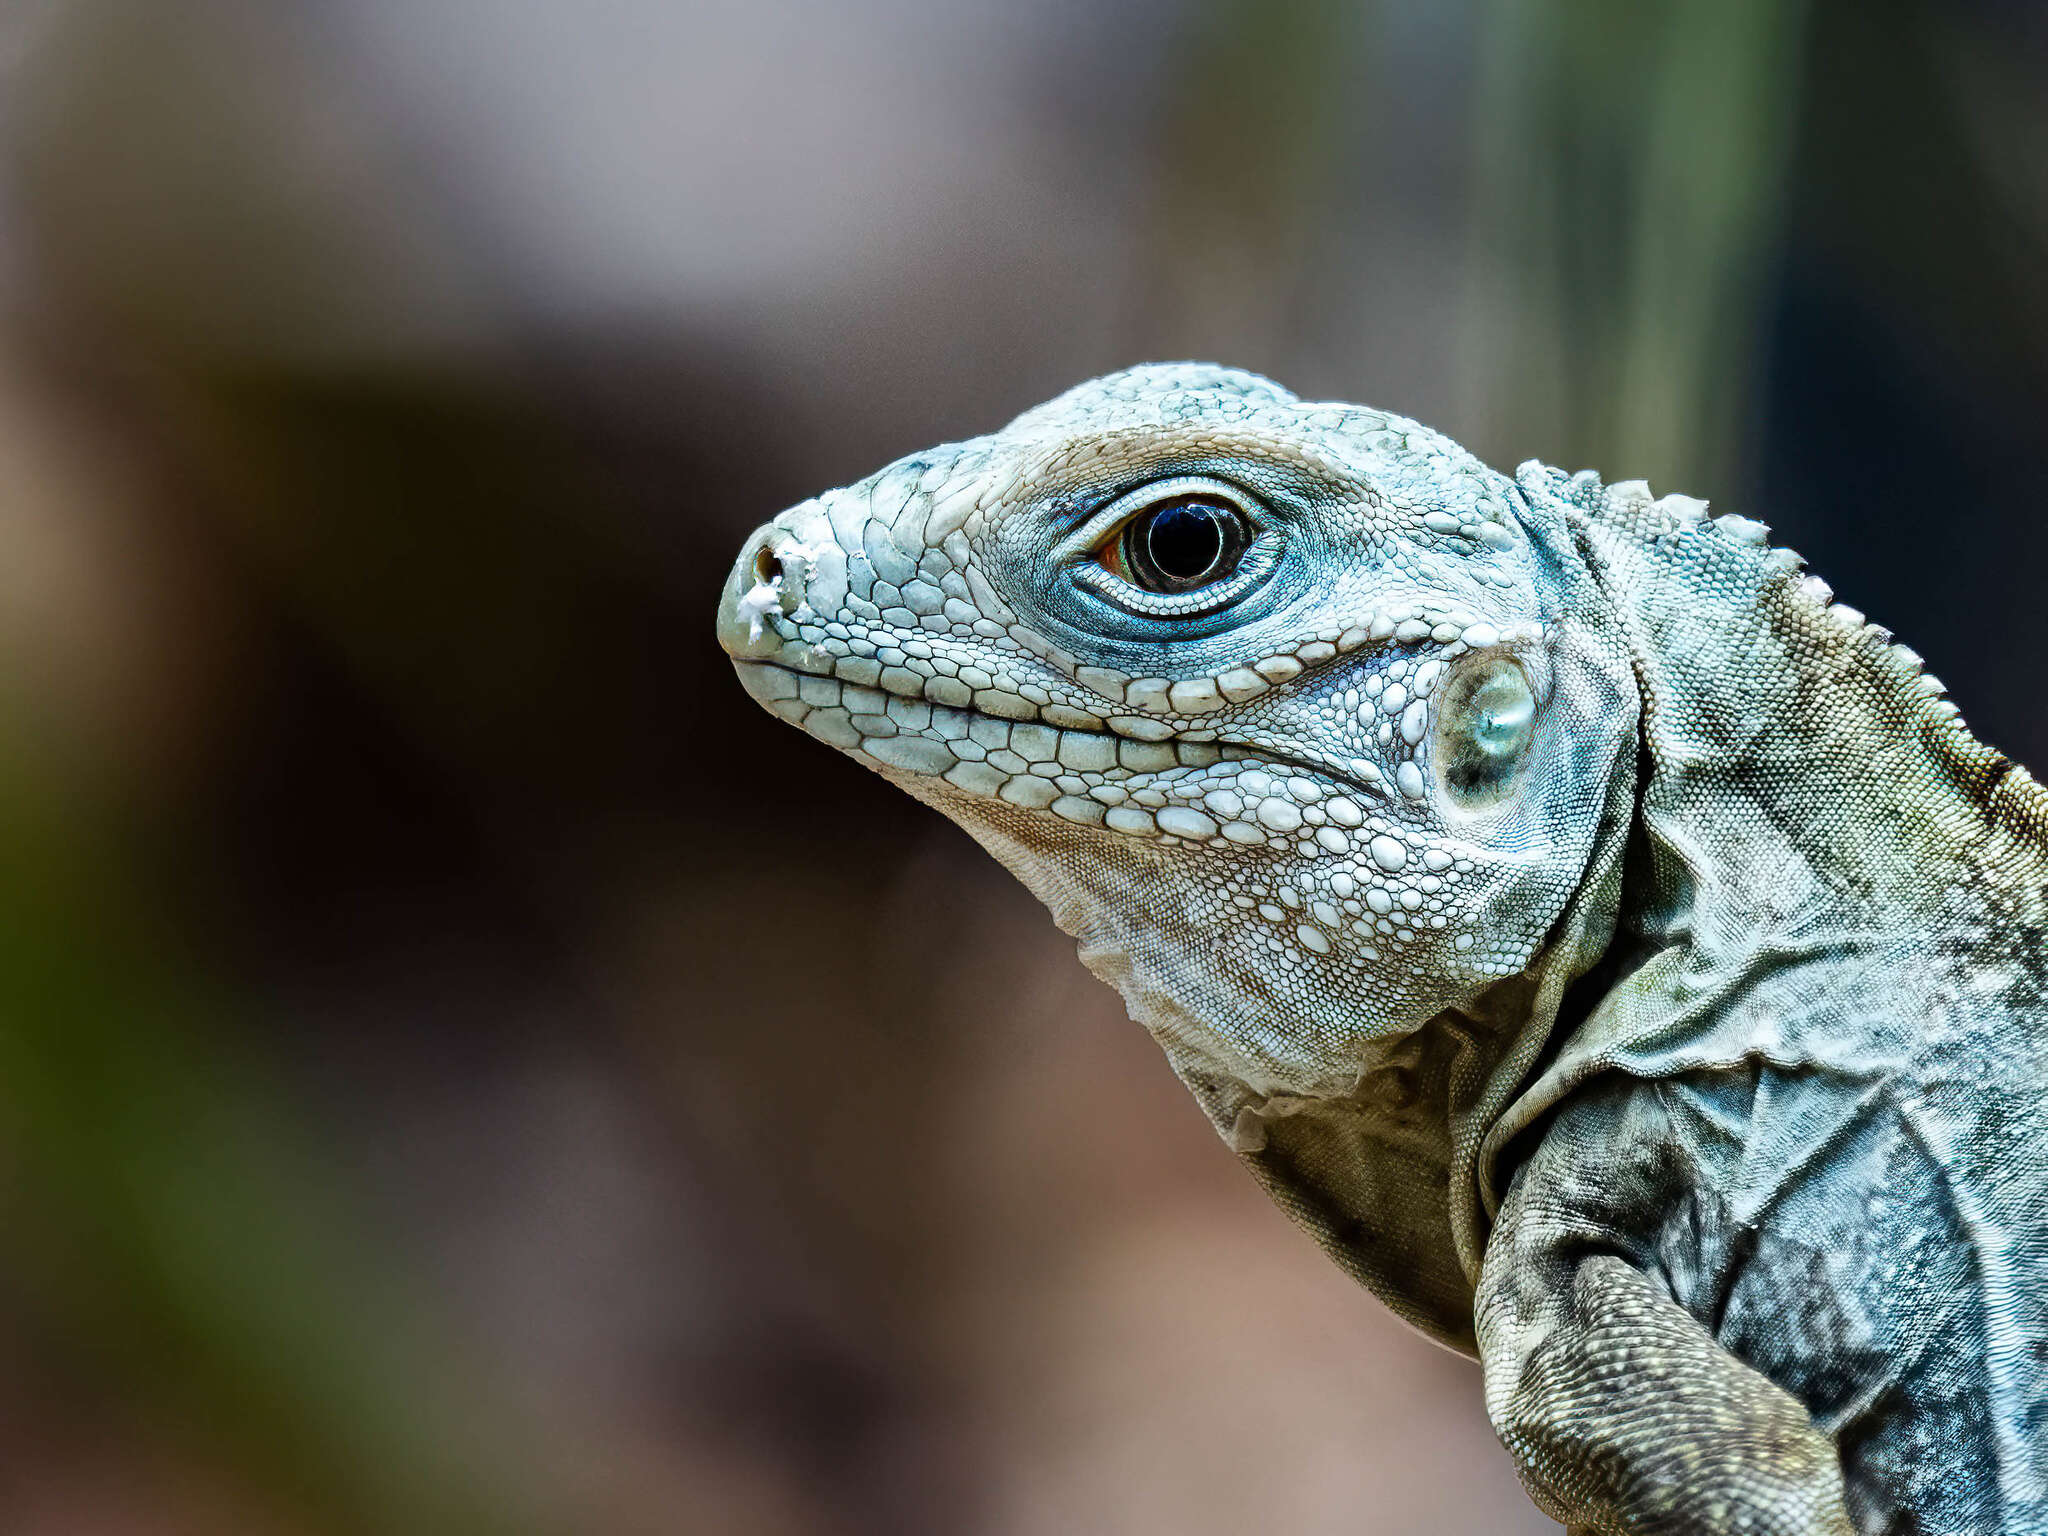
xmin=732 ymin=659 xmax=1237 ymax=818
xmin=736 ymin=651 xmax=1589 ymax=1098
xmin=891 ymin=768 xmax=1323 ymax=1096
xmin=888 ymin=766 xmax=1478 ymax=1101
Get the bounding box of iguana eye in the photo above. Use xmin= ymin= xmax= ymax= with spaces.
xmin=1437 ymin=656 xmax=1536 ymax=808
xmin=1058 ymin=477 xmax=1278 ymax=620
xmin=1099 ymin=496 xmax=1250 ymax=594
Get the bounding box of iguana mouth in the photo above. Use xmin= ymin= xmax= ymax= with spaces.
xmin=735 ymin=658 xmax=1394 ymax=840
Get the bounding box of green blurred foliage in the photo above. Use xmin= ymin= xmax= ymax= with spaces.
xmin=0 ymin=699 xmax=551 ymax=1534
xmin=1466 ymin=0 xmax=1810 ymax=493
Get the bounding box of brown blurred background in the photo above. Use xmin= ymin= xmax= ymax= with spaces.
xmin=1 ymin=1 xmax=2046 ymax=1531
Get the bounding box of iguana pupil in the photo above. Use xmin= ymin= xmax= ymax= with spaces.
xmin=1127 ymin=497 xmax=1238 ymax=591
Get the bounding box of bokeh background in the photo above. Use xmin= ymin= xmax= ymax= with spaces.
xmin=1 ymin=1 xmax=2045 ymax=1531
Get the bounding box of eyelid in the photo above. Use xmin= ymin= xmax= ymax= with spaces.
xmin=1070 ymin=535 xmax=1281 ymax=617
xmin=1050 ymin=475 xmax=1258 ymax=563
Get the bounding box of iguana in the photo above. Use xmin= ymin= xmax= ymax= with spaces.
xmin=713 ymin=364 xmax=2048 ymax=1534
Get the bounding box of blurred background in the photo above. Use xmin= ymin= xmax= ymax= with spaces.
xmin=0 ymin=0 xmax=2045 ymax=1531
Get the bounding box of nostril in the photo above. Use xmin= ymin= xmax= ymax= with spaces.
xmin=729 ymin=530 xmax=813 ymax=651
xmin=727 ymin=529 xmax=818 ymax=655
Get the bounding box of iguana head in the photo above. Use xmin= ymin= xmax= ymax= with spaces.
xmin=716 ymin=365 xmax=1634 ymax=1101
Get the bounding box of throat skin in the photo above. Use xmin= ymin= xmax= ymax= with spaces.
xmin=906 ymin=767 xmax=1624 ymax=1354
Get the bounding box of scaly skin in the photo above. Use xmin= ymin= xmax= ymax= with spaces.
xmin=715 ymin=364 xmax=2048 ymax=1534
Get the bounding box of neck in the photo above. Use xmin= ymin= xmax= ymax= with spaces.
xmin=1553 ymin=471 xmax=2048 ymax=1079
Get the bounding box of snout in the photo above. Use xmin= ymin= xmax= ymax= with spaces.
xmin=716 ymin=519 xmax=809 ymax=662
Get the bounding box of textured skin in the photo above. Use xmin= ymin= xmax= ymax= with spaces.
xmin=714 ymin=365 xmax=2048 ymax=1534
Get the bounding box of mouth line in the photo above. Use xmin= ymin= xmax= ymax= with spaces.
xmin=1228 ymin=739 xmax=1391 ymax=805
xmin=734 ymin=657 xmax=1393 ymax=808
